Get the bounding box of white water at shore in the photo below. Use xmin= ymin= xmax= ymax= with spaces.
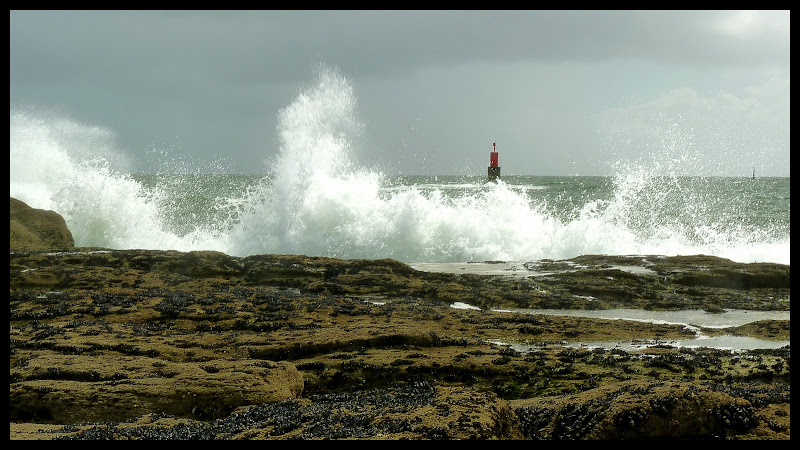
xmin=9 ymin=67 xmax=790 ymax=265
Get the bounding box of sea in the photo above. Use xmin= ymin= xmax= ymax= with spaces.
xmin=9 ymin=147 xmax=790 ymax=267
xmin=9 ymin=68 xmax=791 ymax=350
xmin=9 ymin=69 xmax=789 ymax=267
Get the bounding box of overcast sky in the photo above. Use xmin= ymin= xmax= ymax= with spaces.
xmin=10 ymin=10 xmax=790 ymax=176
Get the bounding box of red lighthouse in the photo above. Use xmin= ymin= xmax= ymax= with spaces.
xmin=488 ymin=142 xmax=500 ymax=181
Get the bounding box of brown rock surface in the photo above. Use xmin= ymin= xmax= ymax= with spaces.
xmin=10 ymin=197 xmax=74 ymax=250
xmin=10 ymin=354 xmax=303 ymax=423
xmin=8 ymin=242 xmax=790 ymax=439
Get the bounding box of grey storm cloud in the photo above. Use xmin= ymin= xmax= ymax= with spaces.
xmin=10 ymin=10 xmax=790 ymax=176
xmin=11 ymin=11 xmax=789 ymax=78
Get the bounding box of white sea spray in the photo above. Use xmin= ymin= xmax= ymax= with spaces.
xmin=10 ymin=67 xmax=789 ymax=265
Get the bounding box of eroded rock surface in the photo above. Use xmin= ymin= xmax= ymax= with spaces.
xmin=11 ymin=354 xmax=303 ymax=423
xmin=9 ymin=248 xmax=789 ymax=440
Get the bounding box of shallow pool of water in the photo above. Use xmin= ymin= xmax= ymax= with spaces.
xmin=477 ymin=306 xmax=790 ymax=351
xmin=492 ymin=307 xmax=790 ymax=329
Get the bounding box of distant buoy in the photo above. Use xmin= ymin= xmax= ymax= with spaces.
xmin=488 ymin=142 xmax=500 ymax=181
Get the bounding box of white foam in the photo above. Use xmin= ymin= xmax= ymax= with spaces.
xmin=10 ymin=67 xmax=790 ymax=265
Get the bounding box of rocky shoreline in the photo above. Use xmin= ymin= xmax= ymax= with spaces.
xmin=8 ymin=198 xmax=791 ymax=439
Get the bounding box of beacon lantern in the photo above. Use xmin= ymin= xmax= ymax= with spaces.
xmin=488 ymin=142 xmax=500 ymax=181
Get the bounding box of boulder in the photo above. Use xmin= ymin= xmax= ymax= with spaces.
xmin=10 ymin=197 xmax=74 ymax=251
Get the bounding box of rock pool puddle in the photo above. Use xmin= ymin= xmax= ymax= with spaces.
xmin=417 ymin=261 xmax=789 ymax=352
xmin=454 ymin=304 xmax=790 ymax=352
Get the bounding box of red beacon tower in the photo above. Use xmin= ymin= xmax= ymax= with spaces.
xmin=488 ymin=142 xmax=500 ymax=181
